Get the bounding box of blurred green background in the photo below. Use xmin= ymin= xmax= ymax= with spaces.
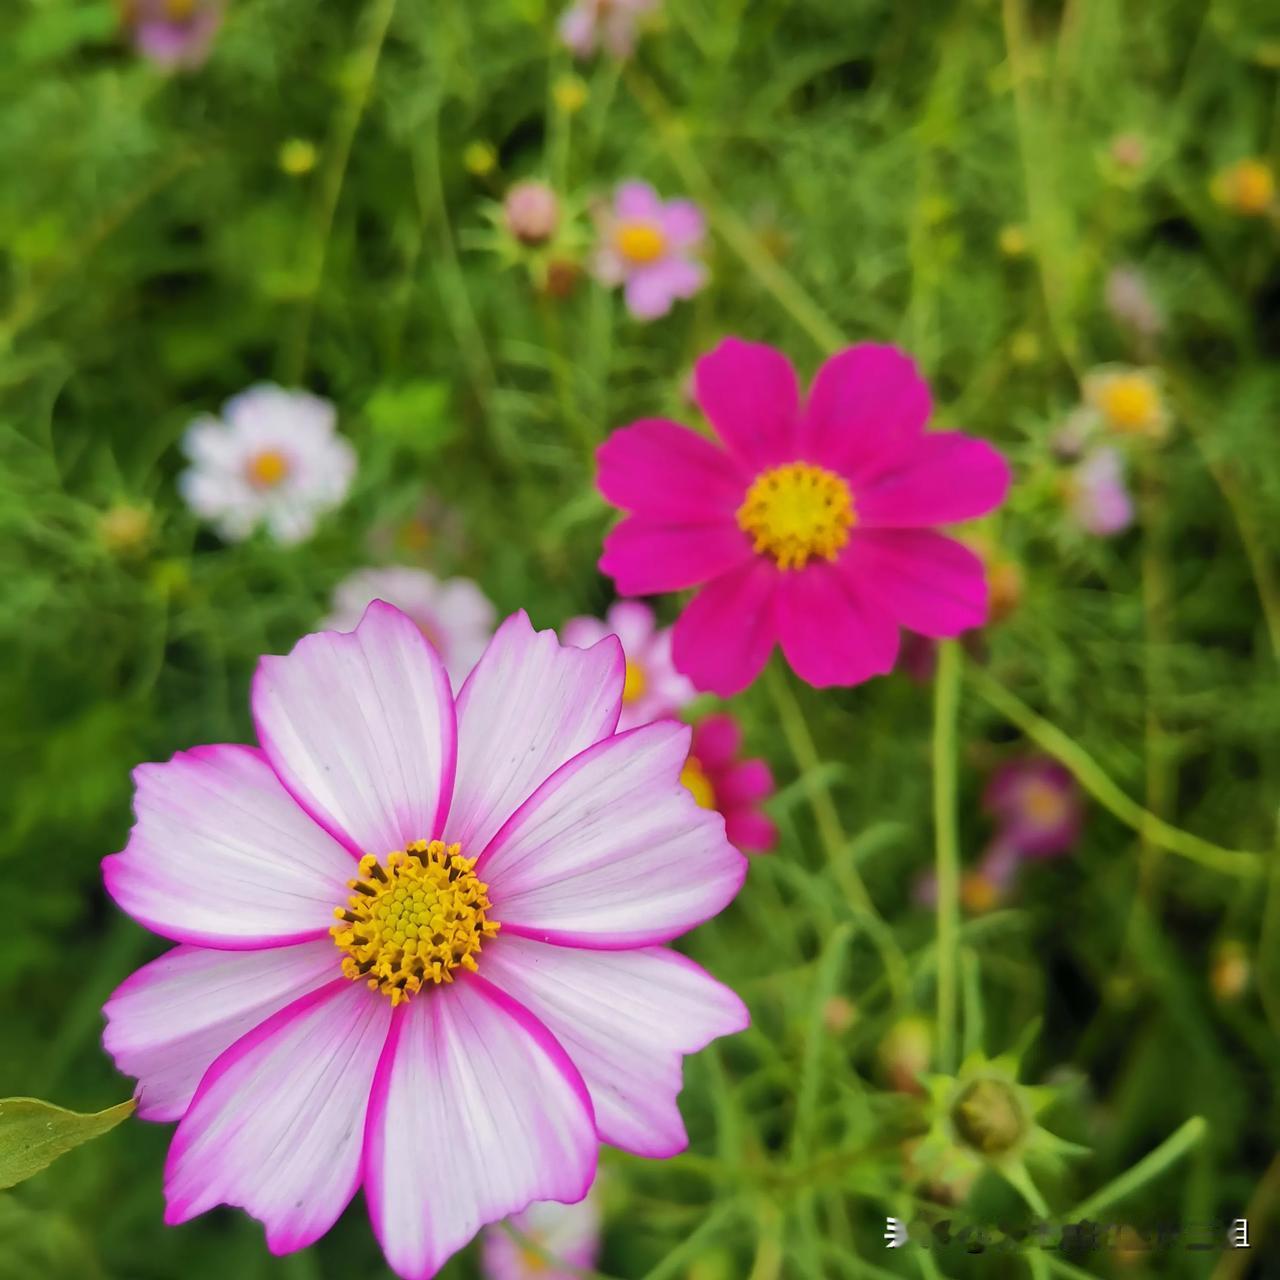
xmin=2 ymin=0 xmax=1278 ymax=1277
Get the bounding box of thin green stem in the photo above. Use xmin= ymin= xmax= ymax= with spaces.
xmin=1067 ymin=1116 xmax=1206 ymax=1220
xmin=1004 ymin=1162 xmax=1050 ymax=1217
xmin=933 ymin=640 xmax=962 ymax=1074
xmin=969 ymin=665 xmax=1266 ymax=878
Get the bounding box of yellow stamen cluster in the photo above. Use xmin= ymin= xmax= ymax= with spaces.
xmin=737 ymin=462 xmax=855 ymax=571
xmin=680 ymin=756 xmax=716 ymax=811
xmin=1021 ymin=777 xmax=1068 ymax=827
xmin=331 ymin=840 xmax=499 ymax=1005
xmin=615 ymin=221 xmax=666 ymax=265
xmin=245 ymin=449 xmax=291 ymax=489
xmin=622 ymin=658 xmax=647 ymax=703
xmin=1092 ymin=372 xmax=1162 ymax=435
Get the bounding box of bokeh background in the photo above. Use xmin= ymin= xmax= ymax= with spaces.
xmin=2 ymin=0 xmax=1279 ymax=1277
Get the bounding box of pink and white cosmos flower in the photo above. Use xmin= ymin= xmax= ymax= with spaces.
xmin=101 ymin=603 xmax=747 ymax=1280
xmin=597 ymin=338 xmax=1012 ymax=695
xmin=561 ymin=600 xmax=695 ymax=732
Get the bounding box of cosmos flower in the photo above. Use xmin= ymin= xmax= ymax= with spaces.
xmin=101 ymin=605 xmax=747 ymax=1280
xmin=119 ymin=0 xmax=223 ymax=70
xmin=178 ymin=385 xmax=356 ymax=545
xmin=983 ymin=756 xmax=1083 ymax=858
xmin=559 ymin=0 xmax=659 ymax=60
xmin=1066 ymin=446 xmax=1134 ymax=538
xmin=481 ymin=1191 xmax=601 ymax=1280
xmin=1082 ymin=365 xmax=1169 ymax=441
xmin=322 ymin=567 xmax=496 ymax=689
xmin=561 ymin=601 xmax=694 ymax=732
xmin=597 ymin=338 xmax=1011 ymax=694
xmin=681 ymin=714 xmax=776 ymax=853
xmin=594 ymin=181 xmax=707 ymax=321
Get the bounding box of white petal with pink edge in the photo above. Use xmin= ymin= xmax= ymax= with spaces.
xmin=446 ymin=611 xmax=623 ymax=855
xmin=164 ymin=979 xmax=391 ymax=1254
xmin=363 ymin=975 xmax=597 ymax=1280
xmin=103 ymin=939 xmax=339 ymax=1122
xmin=102 ymin=744 xmax=355 ymax=949
xmin=480 ymin=721 xmax=747 ymax=949
xmin=252 ymin=600 xmax=456 ymax=858
xmin=481 ymin=935 xmax=748 ymax=1156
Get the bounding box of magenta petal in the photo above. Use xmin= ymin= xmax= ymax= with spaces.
xmin=615 ymin=180 xmax=663 ymax=222
xmin=164 ymin=980 xmax=391 ymax=1252
xmin=362 ymin=976 xmax=596 ymax=1280
xmin=481 ymin=936 xmax=748 ymax=1156
xmin=723 ymin=810 xmax=778 ymax=853
xmin=596 ymin=418 xmax=747 ymax=521
xmin=103 ymin=940 xmax=338 ymax=1122
xmin=103 ymin=744 xmax=353 ymax=949
xmin=774 ymin=562 xmax=900 ymax=688
xmin=694 ymin=338 xmax=801 ymax=468
xmin=252 ymin=600 xmax=456 ymax=857
xmin=689 ymin=713 xmax=743 ymax=770
xmin=801 ymin=344 xmax=932 ymax=474
xmin=853 ymin=432 xmax=1012 ymax=527
xmin=660 ymin=198 xmax=705 ymax=248
xmin=671 ymin=560 xmax=779 ymax=696
xmin=481 ymin=721 xmax=747 ymax=948
xmin=448 ymin=612 xmax=623 ymax=855
xmin=849 ymin=530 xmax=988 ymax=636
xmin=599 ymin=515 xmax=752 ymax=596
xmin=715 ymin=758 xmax=774 ymax=807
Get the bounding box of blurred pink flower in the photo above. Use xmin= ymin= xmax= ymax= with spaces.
xmin=594 ymin=181 xmax=706 ymax=321
xmin=559 ymin=0 xmax=659 ymax=60
xmin=122 ymin=0 xmax=223 ymax=70
xmin=1067 ymin=446 xmax=1134 ymax=537
xmin=1104 ymin=265 xmax=1164 ymax=345
xmin=597 ymin=338 xmax=1011 ymax=694
xmin=504 ymin=180 xmax=560 ymax=247
xmin=983 ymin=757 xmax=1083 ymax=858
xmin=481 ymin=1192 xmax=601 ymax=1280
xmin=683 ymin=713 xmax=776 ymax=853
xmin=561 ymin=601 xmax=695 ymax=732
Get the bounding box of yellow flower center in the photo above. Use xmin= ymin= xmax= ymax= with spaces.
xmin=1021 ymin=777 xmax=1068 ymax=827
xmin=680 ymin=756 xmax=717 ymax=811
xmin=163 ymin=0 xmax=197 ymax=18
xmin=615 ymin=221 xmax=666 ymax=264
xmin=245 ymin=449 xmax=291 ymax=489
xmin=1224 ymin=160 xmax=1275 ymax=216
xmin=331 ymin=841 xmax=499 ymax=1005
xmin=622 ymin=658 xmax=647 ymax=703
xmin=1095 ymin=374 xmax=1160 ymax=433
xmin=737 ymin=462 xmax=855 ymax=571
xmin=960 ymin=872 xmax=1000 ymax=915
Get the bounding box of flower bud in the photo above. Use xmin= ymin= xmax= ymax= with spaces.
xmin=504 ymin=180 xmax=560 ymax=247
xmin=951 ymin=1077 xmax=1026 ymax=1156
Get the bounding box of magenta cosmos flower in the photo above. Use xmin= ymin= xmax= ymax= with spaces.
xmin=120 ymin=0 xmax=224 ymax=70
xmin=983 ymin=756 xmax=1083 ymax=858
xmin=101 ymin=604 xmax=747 ymax=1280
xmin=561 ymin=600 xmax=694 ymax=732
xmin=683 ymin=714 xmax=776 ymax=853
xmin=595 ymin=181 xmax=707 ymax=321
xmin=597 ymin=338 xmax=1012 ymax=694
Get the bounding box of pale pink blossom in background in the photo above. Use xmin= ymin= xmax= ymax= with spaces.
xmin=1067 ymin=447 xmax=1134 ymax=537
xmin=504 ymin=180 xmax=560 ymax=246
xmin=123 ymin=0 xmax=224 ymax=70
xmin=323 ymin=567 xmax=496 ymax=689
xmin=1104 ymin=265 xmax=1164 ymax=346
xmin=683 ymin=714 xmax=776 ymax=854
xmin=559 ymin=0 xmax=659 ymax=60
xmin=594 ymin=181 xmax=707 ymax=321
xmin=561 ymin=601 xmax=694 ymax=731
xmin=481 ymin=1191 xmax=601 ymax=1280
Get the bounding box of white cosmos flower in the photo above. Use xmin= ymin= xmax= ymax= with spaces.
xmin=178 ymin=384 xmax=356 ymax=545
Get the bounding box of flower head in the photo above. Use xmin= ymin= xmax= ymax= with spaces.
xmin=594 ymin=181 xmax=707 ymax=321
xmin=102 ymin=605 xmax=747 ymax=1280
xmin=1066 ymin=446 xmax=1134 ymax=538
xmin=178 ymin=385 xmax=355 ymax=545
xmin=1211 ymin=158 xmax=1275 ymax=217
xmin=597 ymin=338 xmax=1011 ymax=694
xmin=1083 ymin=365 xmax=1169 ymax=440
xmin=481 ymin=1191 xmax=601 ymax=1279
xmin=561 ymin=601 xmax=694 ymax=731
xmin=1104 ymin=265 xmax=1164 ymax=346
xmin=682 ymin=713 xmax=776 ymax=853
xmin=323 ymin=567 xmax=496 ymax=689
xmin=118 ymin=0 xmax=223 ymax=70
xmin=559 ymin=0 xmax=659 ymax=60
xmin=983 ymin=757 xmax=1083 ymax=859
xmin=504 ymin=180 xmax=561 ymax=247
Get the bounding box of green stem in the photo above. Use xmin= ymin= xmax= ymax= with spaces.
xmin=1004 ymin=1161 xmax=1050 ymax=1217
xmin=1067 ymin=1116 xmax=1206 ymax=1220
xmin=968 ymin=665 xmax=1266 ymax=878
xmin=933 ymin=640 xmax=962 ymax=1074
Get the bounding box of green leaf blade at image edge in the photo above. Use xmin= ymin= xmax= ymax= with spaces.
xmin=0 ymin=1097 xmax=135 ymax=1190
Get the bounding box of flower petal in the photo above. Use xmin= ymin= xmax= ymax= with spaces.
xmin=480 ymin=721 xmax=747 ymax=948
xmin=102 ymin=745 xmax=354 ymax=949
xmin=660 ymin=199 xmax=706 ymax=248
xmin=694 ymin=338 xmax=801 ymax=468
xmin=615 ymin=180 xmax=663 ymax=222
xmin=482 ymin=935 xmax=748 ymax=1157
xmin=715 ymin=758 xmax=774 ymax=807
xmin=103 ymin=940 xmax=339 ymax=1122
xmin=599 ymin=516 xmax=752 ymax=596
xmin=596 ymin=419 xmax=748 ymax=522
xmin=252 ymin=600 xmax=456 ymax=857
xmin=724 ymin=810 xmax=778 ymax=853
xmin=448 ymin=612 xmax=622 ymax=855
xmin=848 ymin=530 xmax=988 ymax=636
xmin=164 ymin=980 xmax=391 ymax=1253
xmin=690 ymin=713 xmax=743 ymax=770
xmin=671 ymin=560 xmax=778 ymax=696
xmin=853 ymin=433 xmax=1012 ymax=528
xmin=363 ymin=975 xmax=596 ymax=1280
xmin=774 ymin=561 xmax=900 ymax=688
xmin=801 ymin=343 xmax=931 ymax=474
xmin=625 ymin=259 xmax=706 ymax=319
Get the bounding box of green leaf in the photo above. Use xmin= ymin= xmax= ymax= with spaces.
xmin=0 ymin=1097 xmax=135 ymax=1190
